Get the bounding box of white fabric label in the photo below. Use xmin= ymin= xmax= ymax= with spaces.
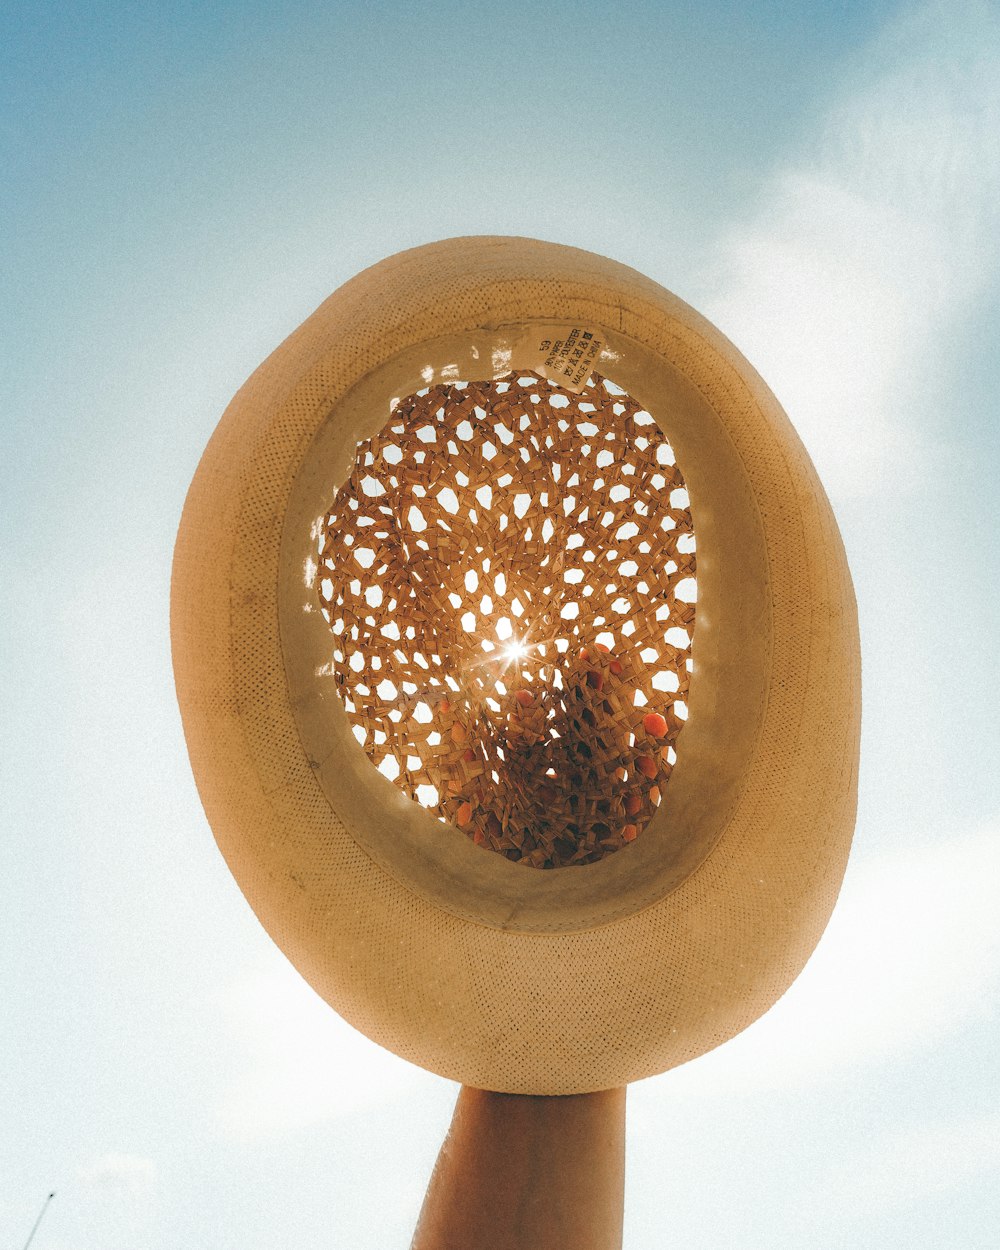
xmin=512 ymin=325 xmax=605 ymax=393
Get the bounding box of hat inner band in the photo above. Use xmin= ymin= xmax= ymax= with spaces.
xmin=279 ymin=321 xmax=770 ymax=934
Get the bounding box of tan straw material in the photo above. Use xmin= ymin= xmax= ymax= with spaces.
xmin=171 ymin=236 xmax=860 ymax=1094
xmin=316 ymin=369 xmax=696 ymax=869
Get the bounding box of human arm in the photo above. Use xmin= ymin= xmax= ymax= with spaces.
xmin=410 ymin=1084 xmax=626 ymax=1250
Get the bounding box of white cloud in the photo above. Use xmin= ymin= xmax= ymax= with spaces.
xmin=659 ymin=825 xmax=1000 ymax=1097
xmin=814 ymin=1107 xmax=1000 ymax=1217
xmin=701 ymin=0 xmax=1000 ymax=498
xmin=77 ymin=1153 xmax=156 ymax=1194
xmin=217 ymin=962 xmax=445 ymax=1140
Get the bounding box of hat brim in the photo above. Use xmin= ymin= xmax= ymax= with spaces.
xmin=171 ymin=236 xmax=860 ymax=1093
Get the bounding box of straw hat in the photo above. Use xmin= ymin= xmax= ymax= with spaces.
xmin=171 ymin=236 xmax=860 ymax=1094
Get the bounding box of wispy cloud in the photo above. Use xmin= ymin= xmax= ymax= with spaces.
xmin=217 ymin=964 xmax=445 ymax=1140
xmin=701 ymin=0 xmax=1000 ymax=498
xmin=813 ymin=1107 xmax=1000 ymax=1217
xmin=77 ymin=1153 xmax=156 ymax=1194
xmin=659 ymin=825 xmax=1000 ymax=1097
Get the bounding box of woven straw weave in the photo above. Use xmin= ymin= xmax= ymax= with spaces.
xmin=316 ymin=369 xmax=696 ymax=868
xmin=171 ymin=236 xmax=860 ymax=1094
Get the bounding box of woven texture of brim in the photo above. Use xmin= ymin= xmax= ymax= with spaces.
xmin=171 ymin=236 xmax=860 ymax=1094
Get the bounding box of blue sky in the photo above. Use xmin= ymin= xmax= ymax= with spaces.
xmin=2 ymin=1 xmax=998 ymax=1246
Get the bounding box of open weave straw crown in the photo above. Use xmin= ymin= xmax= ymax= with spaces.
xmin=317 ymin=367 xmax=696 ymax=869
xmin=171 ymin=236 xmax=860 ymax=1094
